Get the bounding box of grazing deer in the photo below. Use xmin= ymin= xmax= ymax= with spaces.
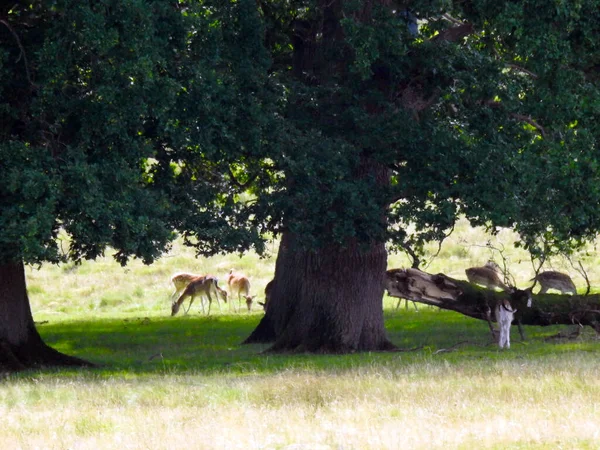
xmin=531 ymin=271 xmax=577 ymax=295
xmin=258 ymin=279 xmax=274 ymax=312
xmin=170 ymin=273 xmax=197 ymax=303
xmin=487 ymin=288 xmax=532 ymax=349
xmin=465 ymin=261 xmax=509 ymax=291
xmin=171 ymin=275 xmax=227 ymax=316
xmin=227 ymin=269 xmax=256 ymax=312
xmin=170 ymin=272 xmax=228 ymax=305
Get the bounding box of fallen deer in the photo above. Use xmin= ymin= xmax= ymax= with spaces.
xmin=531 ymin=271 xmax=577 ymax=295
xmin=227 ymin=269 xmax=256 ymax=312
xmin=171 ymin=275 xmax=227 ymax=316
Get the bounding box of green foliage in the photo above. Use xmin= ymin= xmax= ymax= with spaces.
xmin=260 ymin=0 xmax=600 ymax=257
xmin=1 ymin=0 xmax=273 ymax=266
xmin=2 ymin=0 xmax=600 ymax=267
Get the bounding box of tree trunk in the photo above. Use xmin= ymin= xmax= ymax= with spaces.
xmin=244 ymin=232 xmax=396 ymax=353
xmin=0 ymin=261 xmax=93 ymax=372
xmin=386 ymin=268 xmax=600 ymax=332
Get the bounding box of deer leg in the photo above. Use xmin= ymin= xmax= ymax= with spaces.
xmin=517 ymin=320 xmax=526 ymax=341
xmin=197 ymin=295 xmax=205 ymax=315
xmin=486 ymin=309 xmax=497 ymax=341
xmin=395 ymin=298 xmax=402 ymax=310
xmin=206 ymin=294 xmax=212 ymax=316
xmin=214 ymin=290 xmax=221 ymax=312
xmin=184 ymin=295 xmax=195 ymax=315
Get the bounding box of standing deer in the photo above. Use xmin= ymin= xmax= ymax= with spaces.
xmin=227 ymin=269 xmax=256 ymax=312
xmin=488 ymin=288 xmax=533 ymax=349
xmin=465 ymin=261 xmax=510 ymax=291
xmin=171 ymin=275 xmax=227 ymax=316
xmin=530 ymin=271 xmax=577 ymax=295
xmin=170 ymin=272 xmax=228 ymax=306
xmin=466 ymin=262 xmax=533 ymax=343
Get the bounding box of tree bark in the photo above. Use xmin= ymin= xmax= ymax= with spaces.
xmin=244 ymin=232 xmax=396 ymax=353
xmin=0 ymin=261 xmax=93 ymax=372
xmin=386 ymin=268 xmax=600 ymax=332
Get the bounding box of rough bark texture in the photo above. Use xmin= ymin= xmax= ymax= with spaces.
xmin=386 ymin=268 xmax=600 ymax=332
xmin=244 ymin=232 xmax=396 ymax=353
xmin=0 ymin=261 xmax=93 ymax=372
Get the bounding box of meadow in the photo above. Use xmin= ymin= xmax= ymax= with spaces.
xmin=2 ymin=220 xmax=600 ymax=449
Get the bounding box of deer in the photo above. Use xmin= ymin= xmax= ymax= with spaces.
xmin=227 ymin=269 xmax=256 ymax=312
xmin=258 ymin=279 xmax=274 ymax=312
xmin=530 ymin=271 xmax=577 ymax=295
xmin=489 ymin=288 xmax=533 ymax=349
xmin=171 ymin=275 xmax=226 ymax=316
xmin=465 ymin=261 xmax=510 ymax=291
xmin=170 ymin=272 xmax=228 ymax=306
xmin=466 ymin=262 xmax=533 ymax=344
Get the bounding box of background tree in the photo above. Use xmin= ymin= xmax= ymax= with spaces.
xmin=244 ymin=0 xmax=600 ymax=351
xmin=0 ymin=0 xmax=272 ymax=370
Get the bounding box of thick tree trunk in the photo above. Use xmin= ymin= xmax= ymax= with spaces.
xmin=0 ymin=261 xmax=93 ymax=372
xmin=244 ymin=232 xmax=396 ymax=353
xmin=386 ymin=268 xmax=600 ymax=332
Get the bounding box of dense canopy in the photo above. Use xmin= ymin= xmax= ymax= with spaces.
xmin=2 ymin=0 xmax=600 ymax=266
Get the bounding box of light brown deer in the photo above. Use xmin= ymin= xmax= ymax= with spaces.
xmin=465 ymin=261 xmax=509 ymax=291
xmin=170 ymin=273 xmax=197 ymax=302
xmin=531 ymin=271 xmax=577 ymax=295
xmin=171 ymin=275 xmax=227 ymax=316
xmin=170 ymin=272 xmax=228 ymax=305
xmin=227 ymin=269 xmax=256 ymax=312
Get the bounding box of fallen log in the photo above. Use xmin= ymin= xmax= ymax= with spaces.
xmin=386 ymin=268 xmax=600 ymax=333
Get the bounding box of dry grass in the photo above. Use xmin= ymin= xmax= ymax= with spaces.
xmin=3 ymin=356 xmax=600 ymax=449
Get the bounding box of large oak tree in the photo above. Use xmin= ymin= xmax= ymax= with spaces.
xmin=245 ymin=0 xmax=600 ymax=352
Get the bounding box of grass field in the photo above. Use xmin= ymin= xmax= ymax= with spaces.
xmin=3 ymin=220 xmax=600 ymax=449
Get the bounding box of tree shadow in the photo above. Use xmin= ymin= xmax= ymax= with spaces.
xmin=26 ymin=309 xmax=600 ymax=379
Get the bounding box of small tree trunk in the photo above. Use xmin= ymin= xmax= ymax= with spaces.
xmin=0 ymin=261 xmax=93 ymax=372
xmin=244 ymin=232 xmax=396 ymax=353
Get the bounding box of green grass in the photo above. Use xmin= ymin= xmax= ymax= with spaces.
xmin=3 ymin=219 xmax=600 ymax=449
xmin=4 ymin=308 xmax=600 ymax=449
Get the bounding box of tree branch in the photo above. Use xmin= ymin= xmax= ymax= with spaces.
xmin=0 ymin=19 xmax=35 ymax=88
xmin=510 ymin=113 xmax=547 ymax=138
xmin=506 ymin=64 xmax=538 ymax=79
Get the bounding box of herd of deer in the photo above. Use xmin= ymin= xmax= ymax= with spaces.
xmin=464 ymin=261 xmax=577 ymax=349
xmin=170 ymin=269 xmax=257 ymax=316
xmin=169 ymin=261 xmax=577 ymax=350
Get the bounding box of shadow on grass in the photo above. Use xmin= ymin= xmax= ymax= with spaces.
xmin=32 ymin=308 xmax=600 ymax=378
